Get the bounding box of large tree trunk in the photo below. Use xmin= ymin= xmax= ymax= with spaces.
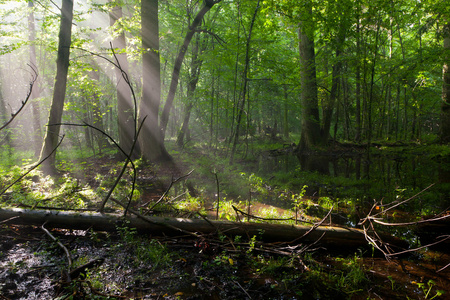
xmin=160 ymin=0 xmax=221 ymax=140
xmin=139 ymin=0 xmax=170 ymax=162
xmin=0 ymin=208 xmax=409 ymax=251
xmin=441 ymin=21 xmax=450 ymax=144
xmin=39 ymin=0 xmax=73 ymax=174
xmin=297 ymin=2 xmax=323 ymax=151
xmin=109 ymin=1 xmax=137 ymax=158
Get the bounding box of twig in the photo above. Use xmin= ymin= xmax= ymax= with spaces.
xmin=0 ymin=216 xmax=20 ymax=224
xmin=194 ymin=28 xmax=227 ymax=46
xmin=0 ymin=135 xmax=65 ymax=196
xmin=232 ymin=205 xmax=298 ymax=222
xmin=369 ymin=213 xmax=450 ymax=226
xmin=358 ymin=184 xmax=450 ymax=258
xmin=148 ymin=169 xmax=195 ymax=212
xmin=109 ymin=197 xmax=200 ymax=238
xmin=385 ymin=235 xmax=450 ymax=257
xmin=371 ymin=183 xmax=435 ymax=218
xmin=0 ymin=64 xmax=37 ymax=131
xmin=296 ymin=205 xmax=333 ymax=241
xmin=233 ymin=280 xmax=252 ymax=299
xmin=41 ymin=221 xmax=72 ymax=281
xmin=67 ymin=44 xmax=141 ymax=214
xmin=53 ymin=120 xmax=142 ymax=214
xmin=437 ymin=262 xmax=450 ymax=273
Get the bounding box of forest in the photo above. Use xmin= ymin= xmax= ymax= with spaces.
xmin=0 ymin=0 xmax=449 ymax=299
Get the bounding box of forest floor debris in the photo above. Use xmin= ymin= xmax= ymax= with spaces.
xmin=0 ymin=224 xmax=449 ymax=299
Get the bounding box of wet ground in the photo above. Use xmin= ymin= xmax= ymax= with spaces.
xmin=1 ymin=224 xmax=449 ymax=299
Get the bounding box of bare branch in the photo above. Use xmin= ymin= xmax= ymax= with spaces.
xmin=41 ymin=221 xmax=72 ymax=281
xmin=0 ymin=135 xmax=65 ymax=196
xmin=0 ymin=64 xmax=37 ymax=131
xmin=146 ymin=169 xmax=195 ymax=213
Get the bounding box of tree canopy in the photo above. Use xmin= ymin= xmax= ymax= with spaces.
xmin=0 ymin=0 xmax=448 ymax=164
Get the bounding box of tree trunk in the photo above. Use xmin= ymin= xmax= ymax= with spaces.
xmin=27 ymin=0 xmax=42 ymax=157
xmin=230 ymin=0 xmax=260 ymax=161
xmin=0 ymin=207 xmax=409 ymax=251
xmin=0 ymin=67 xmax=10 ymax=156
xmin=367 ymin=19 xmax=381 ymax=151
xmin=109 ymin=1 xmax=137 ymax=158
xmin=441 ymin=21 xmax=450 ymax=144
xmin=39 ymin=0 xmax=73 ymax=174
xmin=0 ymin=68 xmax=6 ymax=124
xmin=322 ymin=15 xmax=347 ymax=142
xmin=139 ymin=0 xmax=170 ymax=162
xmin=160 ymin=0 xmax=221 ymax=140
xmin=283 ymin=84 xmax=289 ymax=139
xmin=297 ymin=2 xmax=323 ymax=151
xmin=355 ymin=19 xmax=361 ymax=142
xmin=88 ymin=65 xmax=109 ymax=152
xmin=177 ymin=103 xmax=193 ymax=147
xmin=176 ymin=35 xmax=204 ymax=147
xmin=322 ymin=48 xmax=342 ymax=141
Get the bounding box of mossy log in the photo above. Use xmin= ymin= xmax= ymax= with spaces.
xmin=0 ymin=208 xmax=408 ymax=251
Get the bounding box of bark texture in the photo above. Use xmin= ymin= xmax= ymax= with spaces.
xmin=0 ymin=208 xmax=409 ymax=250
xmin=39 ymin=0 xmax=73 ymax=174
xmin=297 ymin=2 xmax=323 ymax=151
xmin=139 ymin=0 xmax=170 ymax=162
xmin=28 ymin=0 xmax=42 ymax=156
xmin=177 ymin=36 xmax=204 ymax=147
xmin=230 ymin=0 xmax=260 ymax=160
xmin=109 ymin=2 xmax=136 ymax=157
xmin=441 ymin=21 xmax=450 ymax=144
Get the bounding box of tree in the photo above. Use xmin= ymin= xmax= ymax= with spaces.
xmin=296 ymin=1 xmax=323 ymax=151
xmin=230 ymin=0 xmax=260 ymax=160
xmin=160 ymin=0 xmax=222 ymax=140
xmin=27 ymin=0 xmax=42 ymax=156
xmin=139 ymin=0 xmax=170 ymax=162
xmin=39 ymin=0 xmax=73 ymax=174
xmin=86 ymin=62 xmax=109 ymax=152
xmin=176 ymin=34 xmax=205 ymax=147
xmin=441 ymin=21 xmax=450 ymax=144
xmin=109 ymin=0 xmax=136 ymax=157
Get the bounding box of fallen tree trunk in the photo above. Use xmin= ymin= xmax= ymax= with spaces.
xmin=0 ymin=208 xmax=408 ymax=251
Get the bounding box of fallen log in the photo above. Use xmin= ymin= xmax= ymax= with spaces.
xmin=0 ymin=208 xmax=409 ymax=251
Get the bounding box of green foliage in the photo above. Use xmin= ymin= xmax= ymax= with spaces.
xmin=116 ymin=221 xmax=172 ymax=270
xmin=412 ymin=280 xmax=446 ymax=300
xmin=174 ymin=194 xmax=205 ymax=213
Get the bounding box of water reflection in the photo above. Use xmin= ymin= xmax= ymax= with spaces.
xmin=256 ymin=151 xmax=445 ymax=205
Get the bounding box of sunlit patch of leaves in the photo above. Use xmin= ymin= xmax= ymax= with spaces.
xmin=174 ymin=194 xmax=206 ymax=213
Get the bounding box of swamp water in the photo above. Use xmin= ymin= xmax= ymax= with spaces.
xmin=248 ymin=149 xmax=450 ymax=252
xmin=253 ymin=149 xmax=449 ymax=215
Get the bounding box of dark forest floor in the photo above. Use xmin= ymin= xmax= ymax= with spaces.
xmin=1 ymin=224 xmax=449 ymax=300
xmin=1 ymin=149 xmax=450 ymax=299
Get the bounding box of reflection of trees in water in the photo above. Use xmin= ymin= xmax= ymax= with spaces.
xmin=259 ymin=152 xmax=439 ymax=199
xmin=297 ymin=154 xmax=330 ymax=175
xmin=294 ymin=153 xmax=440 ymax=201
